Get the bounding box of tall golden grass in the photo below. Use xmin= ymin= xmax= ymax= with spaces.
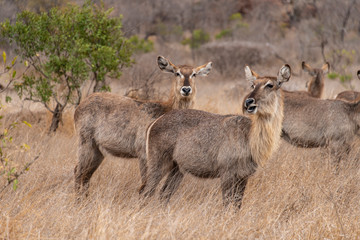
xmin=1 ymin=73 xmax=360 ymax=239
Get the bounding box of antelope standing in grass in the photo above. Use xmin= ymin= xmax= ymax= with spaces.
xmin=281 ymin=89 xmax=360 ymax=162
xmin=74 ymin=56 xmax=212 ymax=196
xmin=140 ymin=64 xmax=291 ymax=208
xmin=244 ymin=63 xmax=359 ymax=163
xmin=335 ymin=70 xmax=360 ymax=102
xmin=301 ymin=61 xmax=329 ymax=98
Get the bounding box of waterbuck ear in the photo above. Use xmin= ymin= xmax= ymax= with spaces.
xmin=357 ymin=70 xmax=360 ymax=80
xmin=244 ymin=66 xmax=257 ymax=83
xmin=194 ymin=62 xmax=212 ymax=76
xmin=277 ymin=64 xmax=291 ymax=85
xmin=321 ymin=62 xmax=330 ymax=74
xmin=157 ymin=56 xmax=177 ymax=73
xmin=302 ymin=61 xmax=313 ymax=74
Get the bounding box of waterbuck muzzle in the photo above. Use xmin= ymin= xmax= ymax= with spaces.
xmin=244 ymin=97 xmax=258 ymax=114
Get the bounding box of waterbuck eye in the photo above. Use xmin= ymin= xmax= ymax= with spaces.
xmin=175 ymin=72 xmax=181 ymax=77
xmin=265 ymin=83 xmax=274 ymax=89
xmin=251 ymin=84 xmax=255 ymax=89
xmin=192 ymin=73 xmax=196 ymax=78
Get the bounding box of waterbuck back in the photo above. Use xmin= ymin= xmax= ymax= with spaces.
xmin=74 ymin=56 xmax=212 ymax=196
xmin=335 ymin=70 xmax=360 ymax=102
xmin=281 ymin=89 xmax=360 ymax=162
xmin=140 ymin=64 xmax=291 ymax=208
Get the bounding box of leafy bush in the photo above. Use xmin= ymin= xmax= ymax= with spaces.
xmin=129 ymin=35 xmax=154 ymax=53
xmin=182 ymin=29 xmax=210 ymax=49
xmin=0 ymin=114 xmax=33 ymax=192
xmin=215 ymin=29 xmax=232 ymax=40
xmin=327 ymin=72 xmax=339 ymax=79
xmin=1 ymin=0 xmax=152 ymax=132
xmin=0 ymin=51 xmax=36 ymax=194
xmin=229 ymin=13 xmax=249 ymax=28
xmin=327 ymin=71 xmax=352 ymax=84
xmin=215 ymin=13 xmax=248 ymax=41
xmin=339 ymin=74 xmax=352 ymax=83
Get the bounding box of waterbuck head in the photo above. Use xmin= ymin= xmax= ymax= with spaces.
xmin=244 ymin=65 xmax=291 ymax=116
xmin=157 ymin=56 xmax=212 ymax=100
xmin=302 ymin=61 xmax=329 ymax=98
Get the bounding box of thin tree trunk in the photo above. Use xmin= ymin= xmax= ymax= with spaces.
xmin=92 ymin=69 xmax=105 ymax=93
xmin=49 ymin=103 xmax=63 ymax=133
xmin=340 ymin=0 xmax=356 ymax=42
xmin=320 ymin=38 xmax=328 ymax=63
xmin=93 ymin=80 xmax=105 ymax=92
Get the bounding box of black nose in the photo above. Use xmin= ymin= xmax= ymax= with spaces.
xmin=181 ymin=87 xmax=191 ymax=94
xmin=245 ymin=98 xmax=255 ymax=107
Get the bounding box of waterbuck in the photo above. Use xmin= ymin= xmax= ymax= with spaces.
xmin=243 ymin=63 xmax=359 ymax=162
xmin=281 ymin=90 xmax=360 ymax=162
xmin=74 ymin=56 xmax=212 ymax=196
xmin=140 ymin=64 xmax=291 ymax=208
xmin=335 ymin=70 xmax=360 ymax=102
xmin=301 ymin=61 xmax=329 ymax=98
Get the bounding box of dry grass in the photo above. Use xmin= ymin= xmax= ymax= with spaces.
xmin=1 ymin=72 xmax=360 ymax=239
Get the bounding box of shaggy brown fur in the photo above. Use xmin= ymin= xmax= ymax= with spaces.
xmin=335 ymin=70 xmax=360 ymax=102
xmin=281 ymin=91 xmax=360 ymax=162
xmin=140 ymin=65 xmax=291 ymax=208
xmin=243 ymin=63 xmax=359 ymax=163
xmin=74 ymin=56 xmax=212 ymax=196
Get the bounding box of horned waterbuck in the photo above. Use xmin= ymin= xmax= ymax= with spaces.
xmin=140 ymin=64 xmax=291 ymax=208
xmin=74 ymin=56 xmax=212 ymax=196
xmin=335 ymin=70 xmax=360 ymax=102
xmin=301 ymin=61 xmax=329 ymax=98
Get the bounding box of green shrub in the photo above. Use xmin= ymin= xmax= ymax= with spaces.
xmin=1 ymin=0 xmax=152 ymax=132
xmin=339 ymin=74 xmax=352 ymax=83
xmin=0 ymin=51 xmax=35 ymax=193
xmin=182 ymin=29 xmax=210 ymax=49
xmin=327 ymin=72 xmax=339 ymax=79
xmin=215 ymin=29 xmax=232 ymax=39
xmin=229 ymin=13 xmax=248 ymax=28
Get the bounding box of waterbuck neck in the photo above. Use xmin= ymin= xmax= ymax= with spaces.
xmin=163 ymin=82 xmax=195 ymax=110
xmin=249 ymin=91 xmax=284 ymax=166
xmin=308 ymin=73 xmax=323 ymax=98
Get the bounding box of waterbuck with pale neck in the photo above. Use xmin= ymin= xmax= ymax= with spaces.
xmin=74 ymin=56 xmax=212 ymax=196
xmin=244 ymin=63 xmax=360 ymax=162
xmin=140 ymin=64 xmax=291 ymax=208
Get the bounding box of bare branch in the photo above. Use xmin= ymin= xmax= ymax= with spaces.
xmin=0 ymin=155 xmax=40 ymax=197
xmin=24 ymin=98 xmax=55 ymax=113
xmin=0 ymin=65 xmax=31 ymax=94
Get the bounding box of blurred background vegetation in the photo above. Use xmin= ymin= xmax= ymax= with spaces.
xmin=1 ymin=0 xmax=359 ymax=73
xmin=0 ymin=0 xmax=360 ymax=131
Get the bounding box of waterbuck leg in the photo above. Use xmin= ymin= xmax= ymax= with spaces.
xmin=74 ymin=139 xmax=104 ymax=197
xmin=140 ymin=163 xmax=165 ymax=200
xmin=329 ymin=141 xmax=351 ymax=165
xmin=159 ymin=163 xmax=184 ymax=204
xmin=221 ymin=173 xmax=248 ymax=209
xmin=232 ymin=177 xmax=248 ymax=209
